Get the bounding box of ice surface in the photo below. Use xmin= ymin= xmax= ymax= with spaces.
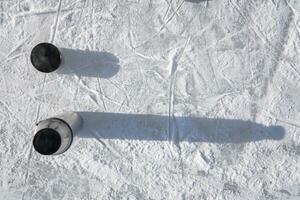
xmin=0 ymin=0 xmax=300 ymax=199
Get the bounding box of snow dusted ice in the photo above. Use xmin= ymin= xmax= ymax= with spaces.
xmin=0 ymin=0 xmax=300 ymax=199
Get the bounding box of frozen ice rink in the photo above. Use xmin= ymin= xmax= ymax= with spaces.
xmin=0 ymin=0 xmax=300 ymax=199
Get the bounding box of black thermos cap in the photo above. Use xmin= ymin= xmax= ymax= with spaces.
xmin=30 ymin=43 xmax=61 ymax=73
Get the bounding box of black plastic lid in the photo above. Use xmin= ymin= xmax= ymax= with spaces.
xmin=30 ymin=43 xmax=61 ymax=73
xmin=33 ymin=128 xmax=61 ymax=155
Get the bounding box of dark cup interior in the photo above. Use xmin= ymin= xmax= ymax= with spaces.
xmin=33 ymin=128 xmax=61 ymax=155
xmin=30 ymin=43 xmax=61 ymax=73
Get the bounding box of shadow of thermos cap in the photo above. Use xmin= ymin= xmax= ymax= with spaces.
xmin=33 ymin=112 xmax=83 ymax=155
xmin=30 ymin=43 xmax=62 ymax=73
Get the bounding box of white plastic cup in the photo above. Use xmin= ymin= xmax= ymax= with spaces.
xmin=33 ymin=112 xmax=82 ymax=155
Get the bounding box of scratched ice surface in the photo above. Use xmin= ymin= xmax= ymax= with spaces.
xmin=0 ymin=0 xmax=300 ymax=199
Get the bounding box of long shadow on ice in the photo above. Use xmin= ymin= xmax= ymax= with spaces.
xmin=77 ymin=112 xmax=285 ymax=143
xmin=57 ymin=48 xmax=120 ymax=78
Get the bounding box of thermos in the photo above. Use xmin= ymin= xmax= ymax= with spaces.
xmin=33 ymin=112 xmax=82 ymax=155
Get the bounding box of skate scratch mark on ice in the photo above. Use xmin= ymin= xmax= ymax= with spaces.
xmin=159 ymin=0 xmax=185 ymax=32
xmin=207 ymin=49 xmax=219 ymax=89
xmin=186 ymin=55 xmax=208 ymax=90
xmin=15 ymin=8 xmax=78 ymax=18
xmin=91 ymin=0 xmax=96 ymax=50
xmin=265 ymin=112 xmax=300 ymax=128
xmin=134 ymin=0 xmax=185 ymax=49
xmin=23 ymin=145 xmax=33 ymax=184
xmin=127 ymin=11 xmax=136 ymax=50
xmin=163 ymin=0 xmax=172 ymax=20
xmin=214 ymin=91 xmax=240 ymax=103
xmin=168 ymin=37 xmax=191 ymax=144
xmin=168 ymin=38 xmax=190 ymax=178
xmin=97 ymin=78 xmax=107 ymax=111
xmin=91 ymin=0 xmax=107 ymax=111
xmin=5 ymin=53 xmax=24 ymax=62
xmin=17 ymin=0 xmax=20 ymax=11
xmin=229 ymin=0 xmax=269 ymax=45
xmin=249 ymin=4 xmax=293 ymax=119
xmin=196 ymin=27 xmax=244 ymax=53
xmin=21 ymin=145 xmax=33 ymax=200
xmin=289 ymin=63 xmax=300 ymax=78
xmin=88 ymin=94 xmax=102 ymax=108
xmin=89 ymin=129 xmax=122 ymax=158
xmin=137 ymin=63 xmax=147 ymax=92
xmin=149 ymin=69 xmax=168 ymax=82
xmin=34 ymin=103 xmax=41 ymax=124
xmin=6 ymin=35 xmax=31 ymax=58
xmin=229 ymin=0 xmax=286 ymax=54
xmin=179 ymin=12 xmax=199 ymax=35
xmin=1 ymin=70 xmax=8 ymax=92
xmin=50 ymin=0 xmax=63 ymax=43
xmin=168 ymin=53 xmax=177 ymax=143
xmin=163 ymin=0 xmax=181 ymax=21
xmin=78 ymin=78 xmax=130 ymax=108
xmin=134 ymin=51 xmax=157 ymax=61
xmin=203 ymin=34 xmax=219 ymax=90
xmin=34 ymin=75 xmax=46 ymax=124
xmin=118 ymin=87 xmax=133 ymax=112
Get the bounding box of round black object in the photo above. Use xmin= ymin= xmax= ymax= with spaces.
xmin=30 ymin=43 xmax=61 ymax=73
xmin=33 ymin=128 xmax=61 ymax=155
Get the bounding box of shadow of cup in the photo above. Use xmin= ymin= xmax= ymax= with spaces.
xmin=58 ymin=48 xmax=120 ymax=78
xmin=76 ymin=112 xmax=286 ymax=144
